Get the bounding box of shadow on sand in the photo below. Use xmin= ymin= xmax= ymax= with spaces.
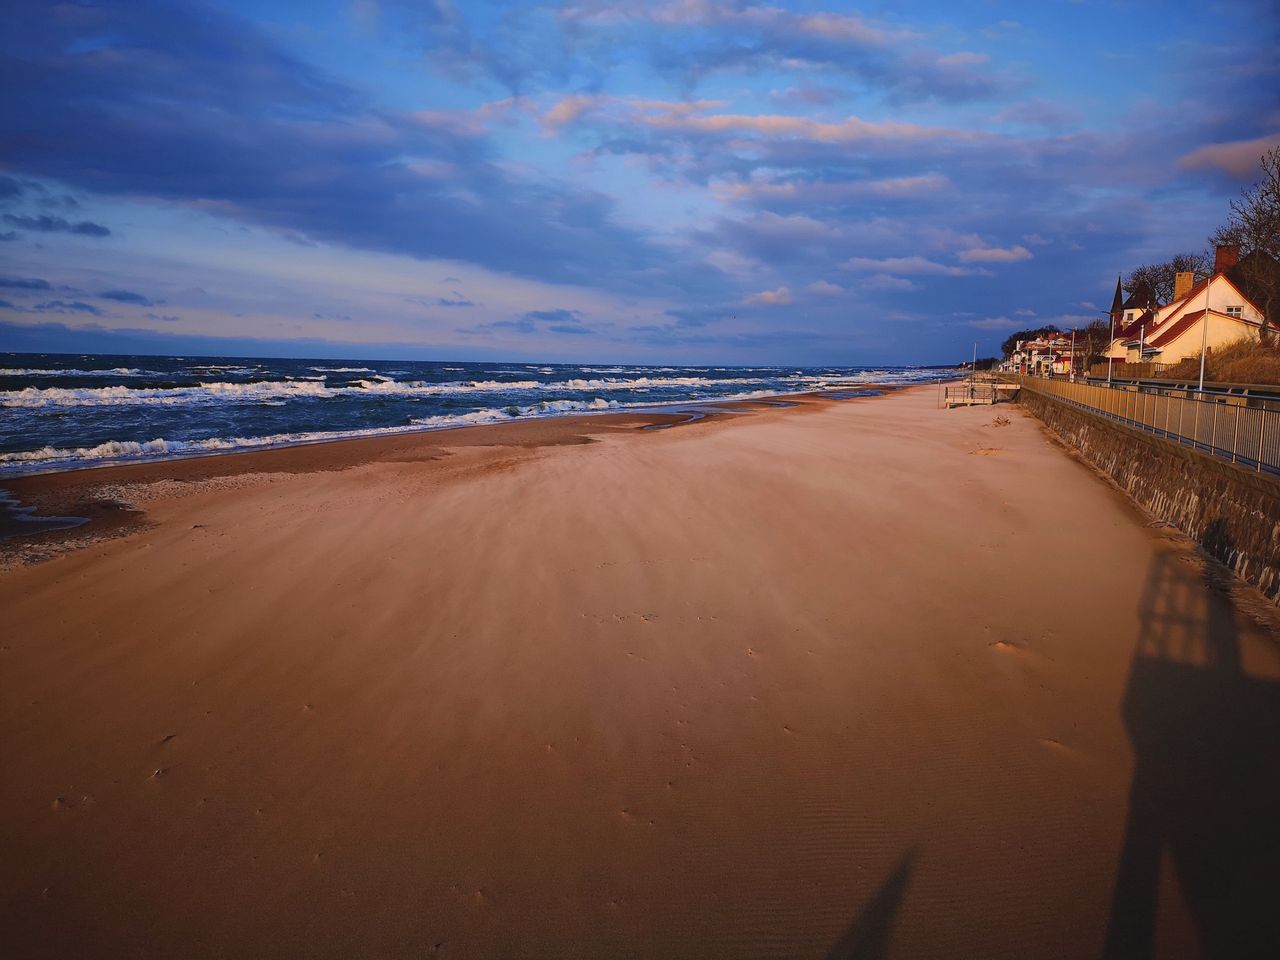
xmin=1104 ymin=521 xmax=1280 ymax=959
xmin=824 ymin=851 xmax=914 ymax=960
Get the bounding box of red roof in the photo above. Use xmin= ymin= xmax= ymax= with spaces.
xmin=1115 ymin=308 xmax=1156 ymax=341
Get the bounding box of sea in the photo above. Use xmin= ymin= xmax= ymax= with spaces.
xmin=0 ymin=353 xmax=953 ymax=476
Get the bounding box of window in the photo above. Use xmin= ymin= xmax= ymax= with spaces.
xmin=1226 ymin=305 xmax=1243 ymax=317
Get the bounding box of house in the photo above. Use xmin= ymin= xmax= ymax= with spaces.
xmin=1005 ymin=331 xmax=1077 ymax=375
xmin=1104 ymin=245 xmax=1277 ymax=366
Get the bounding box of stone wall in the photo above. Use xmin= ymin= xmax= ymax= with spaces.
xmin=1017 ymin=389 xmax=1280 ymax=601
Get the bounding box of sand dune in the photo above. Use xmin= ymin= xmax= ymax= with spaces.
xmin=2 ymin=386 xmax=1278 ymax=958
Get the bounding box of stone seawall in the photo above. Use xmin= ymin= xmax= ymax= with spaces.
xmin=1017 ymin=388 xmax=1280 ymax=601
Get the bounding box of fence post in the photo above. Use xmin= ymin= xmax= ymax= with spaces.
xmin=1258 ymin=406 xmax=1266 ymax=471
xmin=1192 ymin=395 xmax=1199 ymax=449
xmin=1211 ymin=401 xmax=1218 ymax=455
xmin=1233 ymin=403 xmax=1240 ymax=463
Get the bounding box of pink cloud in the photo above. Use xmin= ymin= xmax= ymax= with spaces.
xmin=957 ymin=244 xmax=1032 ymax=263
xmin=937 ymin=51 xmax=989 ymax=66
xmin=743 ymin=285 xmax=792 ymax=306
xmin=1179 ymin=134 xmax=1280 ymax=178
xmin=642 ymin=111 xmax=973 ymax=143
xmin=842 ymin=255 xmax=974 ymax=276
xmin=808 ymin=280 xmax=843 ymax=296
xmin=719 ymin=173 xmax=948 ymax=203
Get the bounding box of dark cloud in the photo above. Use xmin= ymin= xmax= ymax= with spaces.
xmin=0 ymin=298 xmax=14 ymax=309
xmin=0 ymin=176 xmax=23 ymax=199
xmin=0 ymin=276 xmax=51 ymax=289
xmin=146 ymin=312 xmax=181 ymax=323
xmin=474 ymin=307 xmax=592 ymax=336
xmin=0 ymin=231 xmax=18 ymax=241
xmin=1 ymin=213 xmax=111 ymax=236
xmin=99 ymin=289 xmax=161 ymax=306
xmin=437 ymin=293 xmax=475 ymax=307
xmin=0 ymin=0 xmax=661 ymax=292
xmin=523 ymin=308 xmax=582 ymax=324
xmin=33 ymin=299 xmax=106 ymax=316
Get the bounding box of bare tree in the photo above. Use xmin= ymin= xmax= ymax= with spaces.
xmin=1076 ymin=319 xmax=1112 ymax=372
xmin=1211 ymin=146 xmax=1280 ymax=339
xmin=1124 ymin=252 xmax=1212 ymax=305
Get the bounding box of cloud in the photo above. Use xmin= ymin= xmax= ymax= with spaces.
xmin=808 ymin=280 xmax=843 ymax=296
xmin=99 ymin=289 xmax=161 ymax=306
xmin=841 ymin=256 xmax=974 ymax=276
xmin=1015 ymin=307 xmax=1037 ymax=317
xmin=0 ymin=231 xmax=18 ymax=241
xmin=475 ymin=307 xmax=593 ymax=335
xmin=0 ymin=276 xmax=51 ymax=289
xmin=1 ymin=214 xmax=110 ymax=236
xmin=969 ymin=316 xmax=1022 ymax=330
xmin=33 ymin=299 xmax=106 ymax=316
xmin=743 ymin=286 xmax=792 ymax=306
xmin=558 ymin=2 xmax=1016 ymax=104
xmin=856 ymin=273 xmax=917 ymax=292
xmin=719 ymin=173 xmax=949 ymax=205
xmin=408 ymin=293 xmax=476 ymax=308
xmin=768 ymin=84 xmax=849 ymax=107
xmin=0 ymin=1 xmax=664 ymax=293
xmin=1179 ymin=133 xmax=1280 ymax=178
xmin=957 ymin=244 xmax=1032 ymax=263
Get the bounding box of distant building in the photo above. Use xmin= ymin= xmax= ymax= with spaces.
xmin=1104 ymin=245 xmax=1278 ymax=365
xmin=1003 ymin=331 xmax=1076 ymax=375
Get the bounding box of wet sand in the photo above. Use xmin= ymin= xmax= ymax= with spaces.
xmin=2 ymin=385 xmax=1278 ymax=958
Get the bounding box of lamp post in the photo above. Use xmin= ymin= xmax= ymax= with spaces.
xmin=1198 ymin=308 xmax=1210 ymax=392
xmin=1107 ymin=312 xmax=1115 ymax=386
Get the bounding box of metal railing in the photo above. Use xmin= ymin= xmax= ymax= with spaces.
xmin=1016 ymin=375 xmax=1280 ymax=475
xmin=942 ymin=381 xmax=999 ymax=405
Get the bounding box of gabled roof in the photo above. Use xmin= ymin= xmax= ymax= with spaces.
xmin=1115 ymin=308 xmax=1157 ymax=342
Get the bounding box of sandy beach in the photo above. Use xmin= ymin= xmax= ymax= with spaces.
xmin=2 ymin=385 xmax=1278 ymax=959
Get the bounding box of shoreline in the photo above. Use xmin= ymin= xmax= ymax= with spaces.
xmin=0 ymin=383 xmax=926 ymax=481
xmin=0 ymin=386 xmax=900 ymax=563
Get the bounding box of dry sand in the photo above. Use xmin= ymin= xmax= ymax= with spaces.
xmin=2 ymin=386 xmax=1278 ymax=959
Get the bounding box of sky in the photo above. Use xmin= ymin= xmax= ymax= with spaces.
xmin=1 ymin=0 xmax=1278 ymax=365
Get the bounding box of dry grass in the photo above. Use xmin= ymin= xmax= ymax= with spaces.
xmin=1164 ymin=336 xmax=1280 ymax=384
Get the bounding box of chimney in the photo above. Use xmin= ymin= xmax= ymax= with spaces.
xmin=1174 ymin=271 xmax=1195 ymax=301
xmin=1214 ymin=244 xmax=1239 ymax=274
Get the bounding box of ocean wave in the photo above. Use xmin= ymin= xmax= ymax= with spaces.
xmin=0 ymin=374 xmax=776 ymax=407
xmin=0 ymin=366 xmax=151 ymax=377
xmin=0 ymin=397 xmax=624 ymax=470
xmin=309 ymin=366 xmax=373 ymax=373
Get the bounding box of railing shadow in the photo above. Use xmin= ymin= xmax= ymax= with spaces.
xmin=1104 ymin=521 xmax=1280 ymax=958
xmin=824 ymin=851 xmax=914 ymax=960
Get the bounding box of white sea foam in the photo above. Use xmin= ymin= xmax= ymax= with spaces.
xmin=0 ymin=366 xmax=150 ymax=377
xmin=0 ymin=374 xmax=779 ymax=408
xmin=1 ymin=397 xmax=622 ymax=470
xmin=309 ymin=366 xmax=373 ymax=373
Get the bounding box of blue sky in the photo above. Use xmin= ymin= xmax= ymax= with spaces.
xmin=1 ymin=0 xmax=1277 ymax=364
